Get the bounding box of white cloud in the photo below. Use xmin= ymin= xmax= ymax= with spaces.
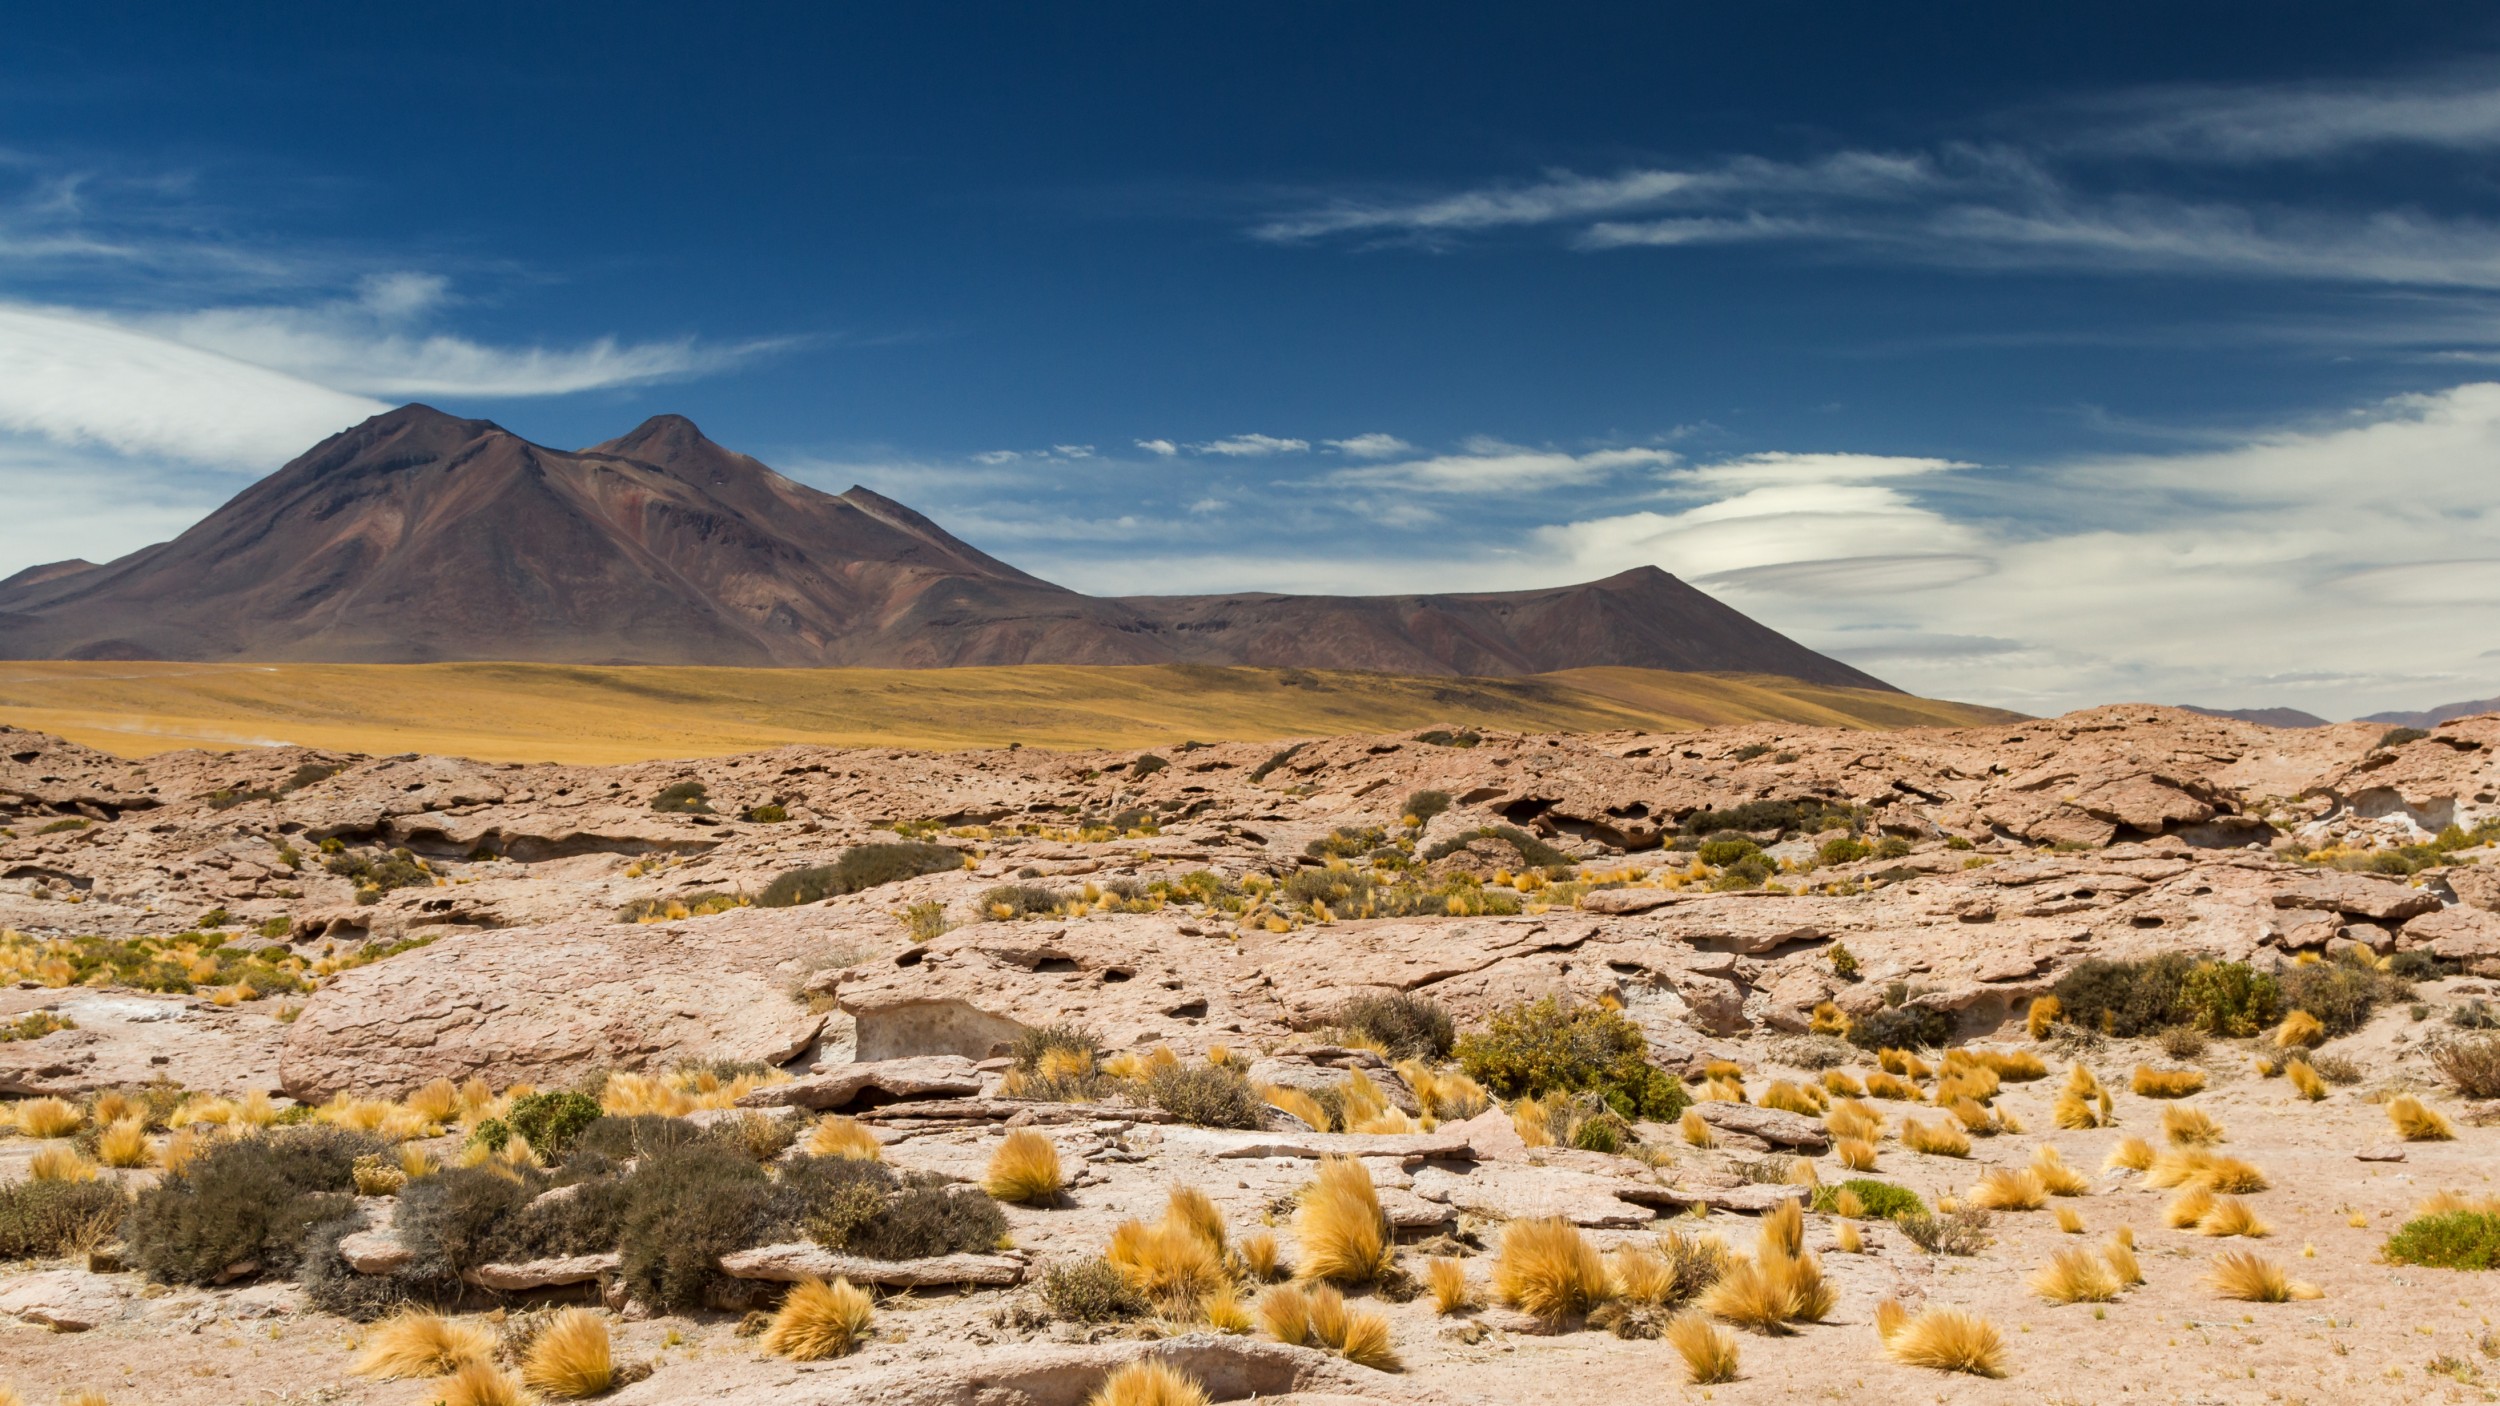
xmin=1330 ymin=441 xmax=1676 ymax=494
xmin=0 ymin=434 xmax=236 ymax=569
xmin=0 ymin=303 xmax=386 ymax=467
xmin=1326 ymin=432 xmax=1414 ymax=458
xmin=970 ymin=450 xmax=1022 ymax=465
xmin=1189 ymin=433 xmax=1310 ymax=457
xmin=1050 ymin=444 xmax=1097 ymax=459
xmin=2084 ymin=72 xmax=2500 ymax=160
xmin=1134 ymin=438 xmax=1179 ymax=456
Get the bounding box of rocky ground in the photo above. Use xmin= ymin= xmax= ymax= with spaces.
xmin=3 ymin=704 xmax=2499 ymax=1405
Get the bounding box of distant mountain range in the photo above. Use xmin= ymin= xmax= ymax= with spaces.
xmin=0 ymin=405 xmax=1894 ymax=687
xmin=2180 ymin=697 xmax=2500 ymax=729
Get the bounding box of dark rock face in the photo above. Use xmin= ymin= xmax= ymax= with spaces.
xmin=0 ymin=405 xmax=1891 ymax=687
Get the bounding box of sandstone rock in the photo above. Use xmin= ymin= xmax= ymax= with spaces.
xmin=2449 ymin=865 xmax=2500 ymax=914
xmin=732 ymin=1055 xmax=984 ymax=1111
xmin=1692 ymin=1101 xmax=1831 ymax=1151
xmin=2355 ymin=1144 xmax=2409 ymax=1163
xmin=1409 ymin=1164 xmax=1654 ymax=1228
xmin=277 ymin=909 xmax=838 ymax=1099
xmin=0 ymin=1269 xmax=129 ymax=1331
xmin=466 ymin=1254 xmax=618 ymax=1290
xmin=1201 ymin=1130 xmax=1477 ymax=1162
xmin=337 ymin=1228 xmax=413 ymax=1276
xmin=715 ymin=1244 xmax=1025 ymax=1286
xmin=0 ymin=993 xmax=282 ymax=1099
xmin=1577 ymin=888 xmax=1678 ymax=915
xmin=2271 ymin=873 xmax=2443 ymax=924
xmin=2402 ymin=904 xmax=2500 ymax=971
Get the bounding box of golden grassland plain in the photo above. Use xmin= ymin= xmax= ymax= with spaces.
xmin=0 ymin=660 xmax=2018 ymax=764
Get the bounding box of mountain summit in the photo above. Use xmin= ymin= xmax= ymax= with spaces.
xmin=0 ymin=406 xmax=1894 ymax=687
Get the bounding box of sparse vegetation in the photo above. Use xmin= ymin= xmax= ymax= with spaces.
xmin=1332 ymin=991 xmax=1455 ymax=1060
xmin=2385 ymin=1211 xmax=2500 ymax=1270
xmin=1455 ymin=995 xmax=1686 ymax=1121
xmin=649 ymin=781 xmax=714 ymax=814
xmin=758 ymin=842 xmax=962 ymax=907
xmin=124 ymin=1126 xmax=380 ymax=1284
xmin=2431 ymin=1034 xmax=2500 ymax=1099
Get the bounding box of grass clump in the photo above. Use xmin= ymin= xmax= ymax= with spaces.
xmin=2384 ymin=1211 xmax=2500 ymax=1270
xmin=1143 ymin=1060 xmax=1267 ymax=1129
xmin=763 ymin=1276 xmax=875 ymax=1360
xmin=1493 ymin=1216 xmax=1607 ymax=1322
xmin=1882 ymin=1305 xmax=2006 ymax=1376
xmin=983 ymin=1129 xmax=1065 ymax=1205
xmin=352 ymin=1311 xmax=496 ymax=1380
xmin=1668 ymin=1313 xmax=1742 ymax=1383
xmin=1042 ymin=1256 xmax=1148 ymax=1322
xmin=1086 ymin=1361 xmax=1212 ymax=1406
xmin=1897 ymin=1208 xmax=1994 ymax=1256
xmin=1812 ymin=1179 xmax=1925 ymax=1220
xmin=1454 ymin=995 xmax=1685 ymax=1121
xmin=2029 ymin=1246 xmax=2122 ymax=1304
xmin=1847 ymin=1004 xmax=1952 ymax=1052
xmin=1295 ymin=1156 xmax=1392 ymax=1286
xmin=981 ymin=883 xmax=1069 ymax=920
xmin=518 ymin=1307 xmax=613 ymax=1399
xmin=2389 ymin=1094 xmax=2456 ymax=1141
xmin=2132 ymin=1065 xmax=2206 ymax=1098
xmin=2204 ymin=1250 xmax=2321 ymax=1302
xmin=759 ymin=842 xmax=961 ymax=907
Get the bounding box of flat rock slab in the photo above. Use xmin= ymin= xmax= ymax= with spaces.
xmin=0 ymin=1269 xmax=130 ymax=1331
xmin=1693 ymin=1101 xmax=1831 ymax=1151
xmin=857 ymin=1098 xmax=1179 ymax=1125
xmin=338 ymin=1227 xmax=414 ymax=1275
xmin=1577 ymin=889 xmax=1679 ymax=916
xmin=1410 ymin=1164 xmax=1654 ymax=1228
xmin=716 ymin=1244 xmax=1026 ymax=1286
xmin=466 ymin=1254 xmax=618 ymax=1290
xmin=1198 ymin=1130 xmax=1477 ymax=1162
xmin=1635 ymin=1182 xmax=1811 ymax=1214
xmin=2271 ymin=874 xmax=2442 ymax=924
xmin=1378 ymin=1186 xmax=1459 ymax=1229
xmin=608 ymin=1331 xmax=1452 ymax=1406
xmin=734 ymin=1055 xmax=984 ymax=1111
xmin=2355 ymin=1144 xmax=2410 ymax=1163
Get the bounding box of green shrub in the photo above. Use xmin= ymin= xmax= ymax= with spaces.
xmin=124 ymin=1126 xmax=381 ymax=1284
xmin=1710 ymin=853 xmax=1776 ymax=890
xmin=1402 ymin=789 xmax=1452 ymax=827
xmin=323 ymin=846 xmax=431 ymax=896
xmin=756 ymin=842 xmax=961 ymax=908
xmin=650 ymin=781 xmax=713 ymax=814
xmin=979 ymin=883 xmax=1067 ymax=920
xmin=1129 ymin=754 xmax=1168 ymax=779
xmin=1414 ymin=729 xmax=1481 ymax=748
xmin=0 ymin=1011 xmax=74 ymax=1042
xmin=1305 ymin=826 xmax=1388 ymax=860
xmin=1817 ymin=836 xmax=1872 ymax=865
xmin=0 ymin=1178 xmax=128 ymax=1259
xmin=1333 ymin=991 xmax=1456 ymax=1060
xmin=1813 ymin=1179 xmax=1927 ymax=1220
xmin=1248 ymin=743 xmax=1306 ymax=782
xmin=2279 ymin=960 xmax=2405 ymax=1037
xmin=1423 ymin=824 xmax=1572 ymax=869
xmin=572 ymin=1114 xmax=719 ymax=1163
xmin=1846 ymin=1003 xmax=1952 ymax=1051
xmin=901 ymin=899 xmax=951 ymax=942
xmin=506 ymin=1090 xmax=604 ymax=1160
xmin=786 ymin=1155 xmax=1007 ymax=1259
xmin=2378 ymin=727 xmax=2430 ymax=749
xmin=1896 ymin=1208 xmax=1994 ymax=1256
xmin=1040 ymin=1256 xmax=1148 ymax=1321
xmin=2384 ymin=1211 xmax=2500 ymax=1270
xmin=392 ymin=1162 xmax=630 ymax=1287
xmin=467 ymin=1117 xmax=512 ymax=1153
xmin=37 ymin=817 xmax=90 ymax=834
xmin=1827 ymin=943 xmax=1861 ymax=982
xmin=1011 ymin=1022 xmax=1099 ymax=1071
xmin=1455 ymin=996 xmax=1686 ymax=1121
xmin=1678 ymin=799 xmax=1861 ymax=841
xmin=2179 ymin=960 xmax=2282 ymax=1038
xmin=1142 ymin=1062 xmax=1268 ymax=1129
xmin=743 ymin=803 xmax=789 ymax=823
xmin=1874 ymin=836 xmax=1914 ymax=860
xmin=2051 ymin=952 xmax=2201 ymax=1037
xmin=1697 ymin=834 xmax=1761 ymax=867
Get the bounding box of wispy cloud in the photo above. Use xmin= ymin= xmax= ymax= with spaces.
xmin=1326 ymin=432 xmax=1414 ymax=458
xmin=1328 ymin=439 xmax=1676 ymax=494
xmin=2076 ymin=69 xmax=2500 ymax=160
xmin=1189 ymin=432 xmax=1310 ymax=456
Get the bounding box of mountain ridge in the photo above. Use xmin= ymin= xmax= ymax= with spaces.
xmin=0 ymin=404 xmax=1895 ymax=688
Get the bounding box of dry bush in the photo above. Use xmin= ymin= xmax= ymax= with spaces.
xmin=1837 ymin=1137 xmax=1879 ymax=1172
xmin=1680 ymin=1108 xmax=1716 ymax=1148
xmin=2165 ymin=1189 xmax=2217 ymax=1229
xmin=2054 ymin=1205 xmax=2085 ymax=1235
xmin=2274 ymin=1010 xmax=2325 ymax=1048
xmin=2029 ymin=1247 xmax=2122 ymax=1303
xmin=1042 ymin=1257 xmax=1147 ymax=1323
xmin=983 ymin=1130 xmax=1066 ymax=1206
xmin=0 ymin=1178 xmax=127 ymax=1260
xmin=762 ymin=1277 xmax=875 ymax=1360
xmin=1294 ymin=1157 xmax=1391 ymax=1285
xmin=1234 ymin=1230 xmax=1280 ymax=1282
xmin=2104 ymin=1237 xmax=2144 ymax=1285
xmin=1896 ymin=1208 xmax=1994 ymax=1256
xmin=1257 ymin=1283 xmax=1311 ymax=1344
xmin=1885 ymin=1307 xmax=2007 ymax=1376
xmin=2032 ymin=1146 xmax=2091 ymax=1197
xmin=2286 ymin=1060 xmax=2328 ymax=1101
xmin=2204 ymin=1251 xmax=2321 ymax=1302
xmin=2429 ymin=1035 xmax=2500 ymax=1099
xmin=1494 ymin=1217 xmax=1608 ymax=1321
xmin=436 ymin=1361 xmax=529 ymax=1406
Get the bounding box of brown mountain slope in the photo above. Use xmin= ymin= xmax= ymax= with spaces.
xmin=0 ymin=405 xmax=1894 ymax=688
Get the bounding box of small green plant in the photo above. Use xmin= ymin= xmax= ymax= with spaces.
xmin=1874 ymin=836 xmax=1914 ymax=860
xmin=1827 ymin=943 xmax=1861 ymax=982
xmin=0 ymin=1010 xmax=74 ymax=1042
xmin=0 ymin=1177 xmax=129 ymax=1259
xmin=1697 ymin=834 xmax=1761 ymax=867
xmin=900 ymin=899 xmax=951 ymax=943
xmin=1848 ymin=1004 xmax=1952 ymax=1051
xmin=1812 ymin=1179 xmax=1927 ymax=1220
xmin=2179 ymin=960 xmax=2283 ymax=1038
xmin=37 ymin=817 xmax=90 ymax=834
xmin=757 ymin=842 xmax=961 ymax=907
xmin=1402 ymin=789 xmax=1452 ymax=827
xmin=323 ymin=846 xmax=432 ymax=897
xmin=979 ymin=883 xmax=1067 ymax=920
xmin=505 ymin=1091 xmax=604 ymax=1160
xmin=650 ymin=781 xmax=714 ymax=814
xmin=1142 ymin=1061 xmax=1267 ymax=1129
xmin=2384 ymin=1211 xmax=2500 ymax=1270
xmin=1456 ymin=995 xmax=1686 ymax=1120
xmin=743 ymin=803 xmax=789 ymax=823
xmin=1818 ymin=836 xmax=1872 ymax=866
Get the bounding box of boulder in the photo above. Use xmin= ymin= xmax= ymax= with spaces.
xmin=337 ymin=1227 xmax=414 ymax=1276
xmin=1692 ymin=1101 xmax=1831 ymax=1152
xmin=0 ymin=993 xmax=283 ymax=1099
xmin=2271 ymin=874 xmax=2443 ymax=924
xmin=2402 ymin=905 xmax=2500 ymax=972
xmin=466 ymin=1254 xmax=618 ymax=1290
xmin=1577 ymin=888 xmax=1678 ymax=916
xmin=2449 ymin=866 xmax=2500 ymax=914
xmin=1409 ymin=1164 xmax=1654 ymax=1228
xmin=732 ymin=1055 xmax=984 ymax=1111
xmin=277 ymin=908 xmax=840 ymax=1099
xmin=0 ymin=1269 xmax=129 ymax=1331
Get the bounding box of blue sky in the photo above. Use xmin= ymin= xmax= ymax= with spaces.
xmin=5 ymin=4 xmax=2499 ymax=717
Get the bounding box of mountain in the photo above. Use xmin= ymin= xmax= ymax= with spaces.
xmin=2361 ymin=696 xmax=2500 ymax=729
xmin=0 ymin=405 xmax=1896 ymax=688
xmin=2178 ymin=704 xmax=2331 ymax=728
